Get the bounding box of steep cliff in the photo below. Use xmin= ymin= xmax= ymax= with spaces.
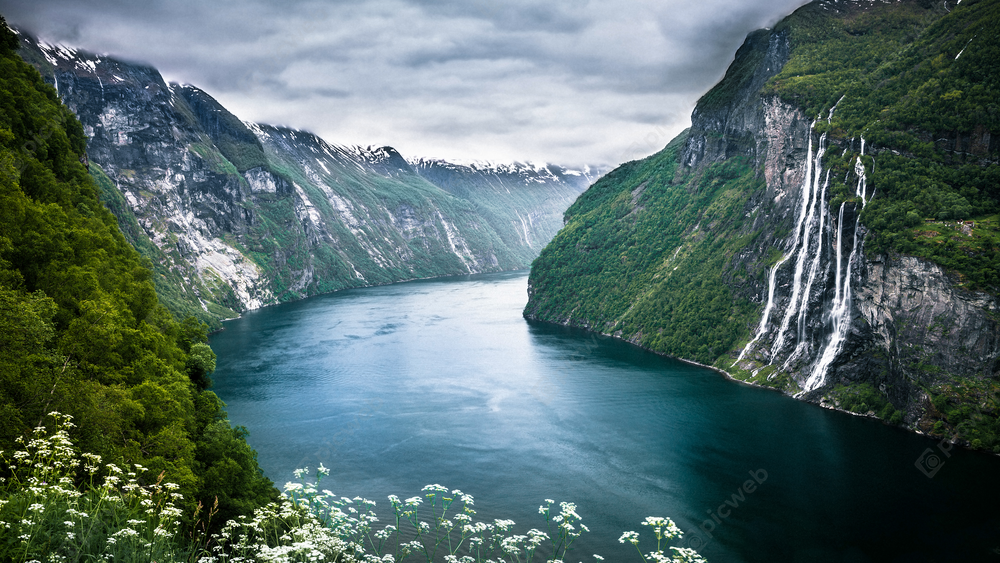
xmin=0 ymin=19 xmax=276 ymax=524
xmin=412 ymin=158 xmax=603 ymax=255
xmin=17 ymin=34 xmax=597 ymax=327
xmin=526 ymin=0 xmax=1000 ymax=449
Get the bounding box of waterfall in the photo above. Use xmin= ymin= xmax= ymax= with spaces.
xmin=827 ymin=95 xmax=845 ymax=123
xmin=733 ymin=124 xmax=820 ymax=366
xmin=805 ymin=208 xmax=860 ymax=392
xmin=789 ymin=169 xmax=830 ymax=365
xmin=834 ymin=203 xmax=844 ymax=315
xmin=771 ymin=127 xmax=827 ymax=359
xmin=734 ymin=97 xmax=872 ymax=394
xmin=855 ymin=137 xmax=868 ymax=206
xmin=733 ymin=254 xmax=791 ymax=365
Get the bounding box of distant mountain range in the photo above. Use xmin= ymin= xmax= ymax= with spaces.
xmin=16 ymin=31 xmax=605 ymax=327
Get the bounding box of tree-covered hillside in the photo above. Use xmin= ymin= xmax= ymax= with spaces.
xmin=766 ymin=0 xmax=1000 ymax=288
xmin=525 ymin=0 xmax=1000 ymax=448
xmin=0 ymin=16 xmax=276 ymax=529
xmin=525 ymin=133 xmax=764 ymax=364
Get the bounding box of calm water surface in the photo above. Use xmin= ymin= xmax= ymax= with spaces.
xmin=211 ymin=271 xmax=1000 ymax=562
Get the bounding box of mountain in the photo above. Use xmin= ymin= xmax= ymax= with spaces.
xmin=16 ymin=33 xmax=602 ymax=327
xmin=0 ymin=18 xmax=276 ymax=528
xmin=525 ymin=0 xmax=1000 ymax=450
xmin=411 ymin=158 xmax=603 ymax=253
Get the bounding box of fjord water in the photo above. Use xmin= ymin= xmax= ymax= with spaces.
xmin=210 ymin=272 xmax=1000 ymax=562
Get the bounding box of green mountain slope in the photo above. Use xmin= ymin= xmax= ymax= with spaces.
xmin=0 ymin=17 xmax=276 ymax=527
xmin=526 ymin=0 xmax=1000 ymax=449
xmin=17 ymin=34 xmax=596 ymax=328
xmin=766 ymin=0 xmax=1000 ymax=286
xmin=525 ymin=134 xmax=764 ymax=363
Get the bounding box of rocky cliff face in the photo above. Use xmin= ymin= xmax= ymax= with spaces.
xmin=17 ymin=33 xmax=598 ymax=326
xmin=698 ymin=8 xmax=1000 ymax=429
xmin=680 ymin=27 xmax=791 ymax=171
xmin=726 ymin=90 xmax=1000 ymax=427
xmin=524 ymin=0 xmax=1000 ymax=445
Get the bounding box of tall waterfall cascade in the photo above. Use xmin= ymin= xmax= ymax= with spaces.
xmin=734 ymin=106 xmax=872 ymax=395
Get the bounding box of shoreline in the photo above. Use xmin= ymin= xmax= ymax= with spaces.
xmin=209 ymin=268 xmax=532 ymax=333
xmin=523 ymin=312 xmax=979 ymax=454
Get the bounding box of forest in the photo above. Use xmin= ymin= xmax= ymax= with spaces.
xmin=0 ymin=15 xmax=277 ymax=540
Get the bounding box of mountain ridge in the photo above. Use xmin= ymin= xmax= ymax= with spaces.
xmin=16 ymin=30 xmax=605 ymax=327
xmin=525 ymin=0 xmax=1000 ymax=450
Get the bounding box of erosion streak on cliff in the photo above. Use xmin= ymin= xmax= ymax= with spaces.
xmin=17 ymin=33 xmax=600 ymax=327
xmin=525 ymin=0 xmax=1000 ymax=449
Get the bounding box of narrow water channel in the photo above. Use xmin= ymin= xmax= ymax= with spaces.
xmin=210 ymin=271 xmax=1000 ymax=562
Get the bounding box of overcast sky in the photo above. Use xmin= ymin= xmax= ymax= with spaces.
xmin=2 ymin=0 xmax=809 ymax=167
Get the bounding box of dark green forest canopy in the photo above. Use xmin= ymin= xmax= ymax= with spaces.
xmin=0 ymin=17 xmax=276 ymax=527
xmin=767 ymin=0 xmax=1000 ymax=288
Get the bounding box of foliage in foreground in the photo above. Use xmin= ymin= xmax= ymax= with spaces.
xmin=0 ymin=414 xmax=707 ymax=563
xmin=0 ymin=15 xmax=276 ymax=529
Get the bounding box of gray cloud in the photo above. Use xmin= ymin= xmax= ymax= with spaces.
xmin=1 ymin=0 xmax=809 ymax=166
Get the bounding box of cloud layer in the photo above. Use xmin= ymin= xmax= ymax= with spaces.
xmin=3 ymin=0 xmax=809 ymax=166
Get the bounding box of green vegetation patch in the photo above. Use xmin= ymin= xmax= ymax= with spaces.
xmin=189 ymin=141 xmax=241 ymax=178
xmin=0 ymin=18 xmax=276 ymax=535
xmin=924 ymin=377 xmax=1000 ymax=451
xmin=826 ymin=383 xmax=902 ymax=424
xmin=767 ymin=0 xmax=1000 ymax=290
xmin=526 ymin=132 xmax=765 ymax=365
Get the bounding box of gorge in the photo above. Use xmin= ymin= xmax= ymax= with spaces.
xmin=16 ymin=0 xmax=1000 ymax=451
xmin=16 ymin=32 xmax=603 ymax=328
xmin=3 ymin=0 xmax=1000 ymax=559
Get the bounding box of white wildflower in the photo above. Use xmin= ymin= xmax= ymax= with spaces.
xmin=619 ymin=531 xmax=640 ymax=545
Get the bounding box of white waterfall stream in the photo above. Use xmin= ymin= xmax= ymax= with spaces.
xmin=790 ymin=169 xmax=830 ymax=366
xmin=735 ymin=103 xmax=871 ymax=393
xmin=806 ymin=208 xmax=861 ymax=392
xmin=855 ymin=137 xmax=868 ymax=206
xmin=771 ymin=126 xmax=827 ymax=359
xmin=734 ymin=122 xmax=819 ymax=367
xmin=733 ymin=253 xmax=791 ymax=365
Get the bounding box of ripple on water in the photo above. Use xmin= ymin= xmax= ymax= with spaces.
xmin=211 ymin=272 xmax=1000 ymax=563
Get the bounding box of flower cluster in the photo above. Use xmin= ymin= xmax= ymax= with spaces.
xmin=0 ymin=413 xmax=187 ymax=562
xmin=265 ymin=471 xmax=612 ymax=563
xmin=0 ymin=416 xmax=708 ymax=563
xmin=618 ymin=516 xmax=707 ymax=563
